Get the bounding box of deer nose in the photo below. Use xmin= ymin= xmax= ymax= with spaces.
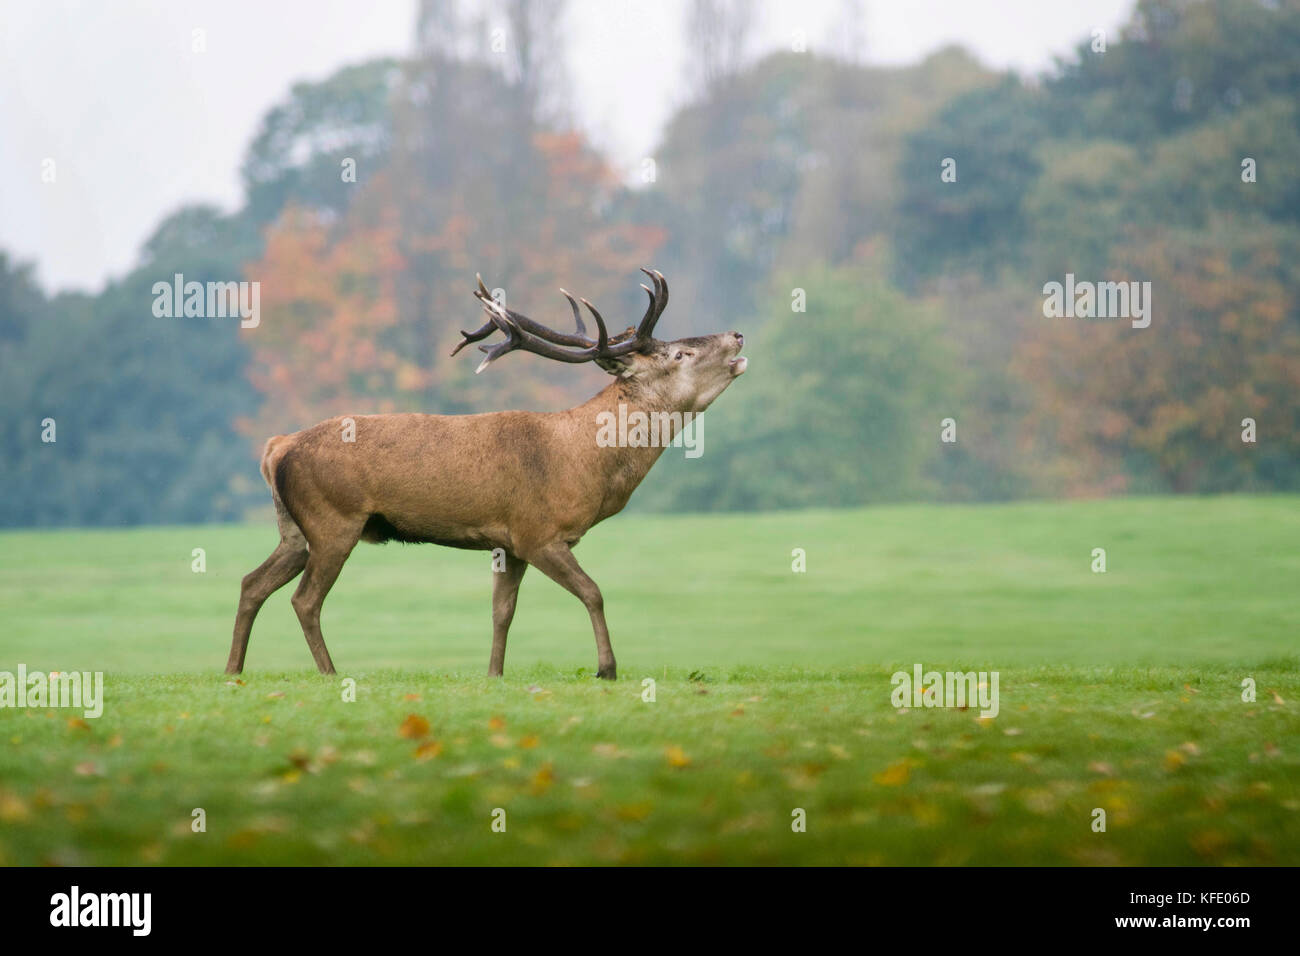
xmin=732 ymin=332 xmax=744 ymax=347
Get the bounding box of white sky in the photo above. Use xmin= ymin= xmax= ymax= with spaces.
xmin=0 ymin=0 xmax=1133 ymax=293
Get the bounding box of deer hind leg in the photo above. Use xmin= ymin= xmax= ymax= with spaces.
xmin=226 ymin=511 xmax=309 ymax=675
xmin=526 ymin=542 xmax=615 ymax=680
xmin=489 ymin=552 xmax=528 ymax=677
xmin=290 ymin=522 xmax=363 ymax=675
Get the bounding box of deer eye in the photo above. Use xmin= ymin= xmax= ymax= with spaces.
xmin=674 ymin=350 xmax=685 ymax=360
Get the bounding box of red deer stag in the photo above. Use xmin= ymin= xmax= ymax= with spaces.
xmin=226 ymin=269 xmax=746 ymax=679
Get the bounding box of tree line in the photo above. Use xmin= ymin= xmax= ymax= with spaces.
xmin=2 ymin=0 xmax=1297 ymax=527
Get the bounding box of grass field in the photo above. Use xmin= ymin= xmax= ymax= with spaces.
xmin=1 ymin=496 xmax=1297 ymax=864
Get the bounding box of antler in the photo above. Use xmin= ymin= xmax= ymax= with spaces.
xmin=453 ymin=270 xmax=670 ymax=374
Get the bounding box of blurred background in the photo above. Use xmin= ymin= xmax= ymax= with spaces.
xmin=2 ymin=0 xmax=1297 ymax=527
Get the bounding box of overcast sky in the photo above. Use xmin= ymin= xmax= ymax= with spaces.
xmin=0 ymin=0 xmax=1133 ymax=293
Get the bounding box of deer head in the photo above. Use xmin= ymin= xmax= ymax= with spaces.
xmin=452 ymin=269 xmax=747 ymax=413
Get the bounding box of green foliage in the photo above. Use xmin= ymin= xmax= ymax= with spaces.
xmin=241 ymin=59 xmax=401 ymax=226
xmin=897 ymin=0 xmax=1300 ymax=496
xmin=635 ymin=264 xmax=955 ymax=511
xmin=0 ymin=260 xmax=259 ymax=527
xmin=893 ymin=78 xmax=1045 ymax=286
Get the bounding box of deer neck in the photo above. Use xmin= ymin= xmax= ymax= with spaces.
xmin=568 ymin=379 xmax=689 ymax=515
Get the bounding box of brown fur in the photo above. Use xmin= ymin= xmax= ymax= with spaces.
xmin=226 ymin=320 xmax=745 ymax=679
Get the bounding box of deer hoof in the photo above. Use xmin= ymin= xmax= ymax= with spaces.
xmin=596 ymin=666 xmax=617 ymax=680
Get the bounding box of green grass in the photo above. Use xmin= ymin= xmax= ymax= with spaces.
xmin=1 ymin=496 xmax=1297 ymax=864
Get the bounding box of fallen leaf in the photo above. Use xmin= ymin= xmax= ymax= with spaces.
xmin=664 ymin=745 xmax=691 ymax=768
xmin=531 ymin=763 xmax=555 ymax=794
xmin=874 ymin=759 xmax=914 ymax=786
xmin=0 ymin=791 xmax=30 ymax=822
xmin=398 ymin=714 xmax=430 ymax=739
xmin=413 ymin=740 xmax=442 ymax=761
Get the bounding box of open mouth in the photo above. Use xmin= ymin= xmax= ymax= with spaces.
xmin=729 ymin=356 xmax=748 ymax=375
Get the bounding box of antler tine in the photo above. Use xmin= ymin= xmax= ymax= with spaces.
xmin=579 ymin=298 xmax=610 ymax=354
xmin=647 ymin=268 xmax=669 ymax=323
xmin=560 ymin=289 xmax=588 ymax=338
xmin=452 ymin=274 xmax=505 ymax=356
xmin=451 ymin=317 xmax=497 ymax=357
xmin=634 ymin=270 xmax=665 ymax=338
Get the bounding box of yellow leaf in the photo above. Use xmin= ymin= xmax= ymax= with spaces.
xmin=0 ymin=791 xmax=30 ymax=823
xmin=531 ymin=763 xmax=555 ymax=794
xmin=488 ymin=715 xmax=506 ymax=730
xmin=874 ymin=759 xmax=914 ymax=786
xmin=1163 ymin=749 xmax=1187 ymax=771
xmin=413 ymin=740 xmax=442 ymax=761
xmin=398 ymin=714 xmax=430 ymax=739
xmin=518 ymin=734 xmax=539 ymax=749
xmin=664 ymin=745 xmax=691 ymax=768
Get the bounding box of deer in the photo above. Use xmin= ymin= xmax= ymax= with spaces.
xmin=225 ymin=269 xmax=746 ymax=680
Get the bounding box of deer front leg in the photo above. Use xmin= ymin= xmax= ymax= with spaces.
xmin=489 ymin=552 xmax=528 ymax=676
xmin=526 ymin=541 xmax=616 ymax=679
